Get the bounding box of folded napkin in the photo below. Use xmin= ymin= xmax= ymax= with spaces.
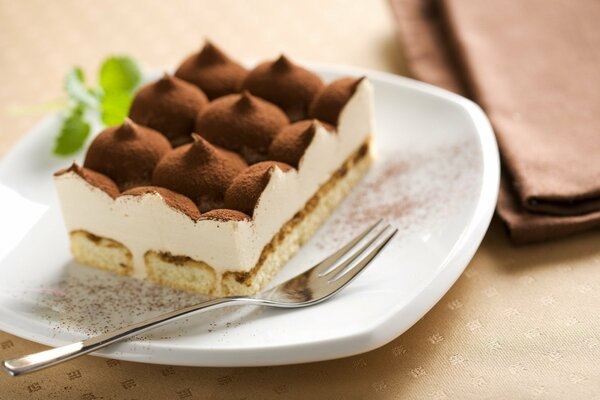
xmin=390 ymin=0 xmax=600 ymax=243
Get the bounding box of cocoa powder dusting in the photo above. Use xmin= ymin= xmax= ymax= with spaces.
xmin=313 ymin=139 xmax=481 ymax=250
xmin=30 ymin=264 xmax=208 ymax=337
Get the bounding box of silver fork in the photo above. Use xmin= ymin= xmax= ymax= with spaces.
xmin=2 ymin=220 xmax=397 ymax=376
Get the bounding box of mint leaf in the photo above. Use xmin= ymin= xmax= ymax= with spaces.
xmin=52 ymin=55 xmax=142 ymax=156
xmin=101 ymin=91 xmax=133 ymax=126
xmin=64 ymin=67 xmax=98 ymax=108
xmin=99 ymin=56 xmax=141 ymax=94
xmin=53 ymin=106 xmax=90 ymax=156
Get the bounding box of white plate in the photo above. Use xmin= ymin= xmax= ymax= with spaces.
xmin=0 ymin=64 xmax=499 ymax=367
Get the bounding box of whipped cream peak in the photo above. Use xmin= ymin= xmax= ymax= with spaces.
xmin=154 ymin=74 xmax=178 ymax=90
xmin=83 ymin=120 xmax=171 ymax=190
xmin=242 ymin=55 xmax=323 ymax=121
xmin=225 ymin=161 xmax=294 ymax=216
xmin=295 ymin=121 xmax=320 ymax=150
xmin=57 ymin=163 xmax=120 ymax=199
xmin=187 ymin=134 xmax=218 ymax=160
xmin=195 ymin=92 xmax=289 ymax=159
xmin=196 ymin=41 xmax=230 ymax=65
xmin=152 ymin=137 xmax=247 ymax=211
xmin=236 ymin=90 xmax=255 ymax=110
xmin=307 ymin=119 xmax=320 ymax=133
xmin=175 ymin=42 xmax=248 ymax=100
xmin=114 ymin=118 xmax=137 ymax=139
xmin=64 ymin=161 xmax=82 ymax=174
xmin=309 ymin=76 xmax=365 ymax=125
xmin=267 ymin=119 xmax=334 ymax=168
xmin=272 ymin=54 xmax=293 ymax=71
xmin=129 ymin=74 xmax=209 ymax=146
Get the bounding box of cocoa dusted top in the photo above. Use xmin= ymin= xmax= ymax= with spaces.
xmin=55 ymin=163 xmax=120 ymax=199
xmin=309 ymin=77 xmax=365 ymax=125
xmin=243 ymin=55 xmax=324 ymax=121
xmin=195 ymin=91 xmax=289 ymax=163
xmin=83 ymin=119 xmax=171 ymax=191
xmin=175 ymin=42 xmax=248 ymax=100
xmin=199 ymin=209 xmax=251 ymax=222
xmin=152 ymin=135 xmax=247 ymax=212
xmin=120 ymin=186 xmax=201 ymax=220
xmin=268 ymin=119 xmax=334 ymax=168
xmin=224 ymin=161 xmax=293 ymax=216
xmin=129 ymin=74 xmax=208 ymax=147
xmin=60 ymin=47 xmax=365 ymax=219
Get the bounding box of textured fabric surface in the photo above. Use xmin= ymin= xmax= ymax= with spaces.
xmin=1 ymin=1 xmax=600 ymax=398
xmin=390 ymin=0 xmax=600 ymax=243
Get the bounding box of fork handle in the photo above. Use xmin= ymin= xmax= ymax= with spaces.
xmin=2 ymin=297 xmax=242 ymax=376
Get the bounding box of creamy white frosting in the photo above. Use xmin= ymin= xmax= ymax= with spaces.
xmin=54 ymin=79 xmax=374 ymax=278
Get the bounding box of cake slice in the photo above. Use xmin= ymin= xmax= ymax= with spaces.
xmin=54 ymin=44 xmax=374 ymax=296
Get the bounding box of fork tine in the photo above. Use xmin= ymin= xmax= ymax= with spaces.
xmin=313 ymin=219 xmax=386 ymax=277
xmin=319 ymin=222 xmax=391 ymax=279
xmin=328 ymin=226 xmax=397 ymax=286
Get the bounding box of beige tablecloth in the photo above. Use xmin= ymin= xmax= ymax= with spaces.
xmin=1 ymin=1 xmax=599 ymax=398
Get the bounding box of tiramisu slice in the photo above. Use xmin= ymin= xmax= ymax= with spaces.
xmin=54 ymin=44 xmax=374 ymax=296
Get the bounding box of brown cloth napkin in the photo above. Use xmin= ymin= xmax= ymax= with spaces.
xmin=390 ymin=0 xmax=600 ymax=243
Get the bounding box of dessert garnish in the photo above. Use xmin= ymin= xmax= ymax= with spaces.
xmin=195 ymin=90 xmax=289 ymax=163
xmin=243 ymin=55 xmax=323 ymax=121
xmin=175 ymin=42 xmax=248 ymax=100
xmin=129 ymin=74 xmax=208 ymax=147
xmin=152 ymin=134 xmax=247 ymax=211
xmin=309 ymin=77 xmax=365 ymax=125
xmin=82 ymin=118 xmax=171 ymax=190
xmin=54 ymin=56 xmax=142 ymax=156
xmin=225 ymin=161 xmax=294 ymax=216
xmin=268 ymin=119 xmax=334 ymax=168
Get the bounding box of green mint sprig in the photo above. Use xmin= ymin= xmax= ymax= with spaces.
xmin=53 ymin=56 xmax=142 ymax=156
